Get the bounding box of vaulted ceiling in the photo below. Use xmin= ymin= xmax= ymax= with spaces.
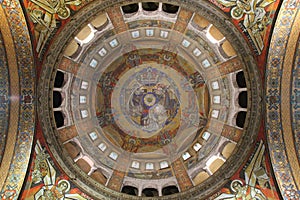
xmin=0 ymin=0 xmax=299 ymax=199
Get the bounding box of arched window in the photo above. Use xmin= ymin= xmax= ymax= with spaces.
xmin=162 ymin=186 xmax=179 ymax=195
xmin=54 ymin=111 xmax=64 ymax=128
xmin=121 ymin=186 xmax=138 ymax=196
xmin=236 ymin=111 xmax=246 ymax=128
xmin=122 ymin=3 xmax=139 ymax=14
xmin=53 ymin=91 xmax=62 ymax=108
xmin=236 ymin=71 xmax=246 ymax=88
xmin=54 ymin=71 xmax=64 ymax=88
xmin=238 ymin=91 xmax=247 ymax=108
xmin=142 ymin=2 xmax=159 ymax=11
xmin=162 ymin=3 xmax=179 ymax=14
xmin=142 ymin=188 xmax=158 ymax=197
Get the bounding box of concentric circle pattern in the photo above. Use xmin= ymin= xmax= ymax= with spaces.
xmin=91 ymin=49 xmax=207 ymax=170
xmin=38 ymin=1 xmax=262 ymax=199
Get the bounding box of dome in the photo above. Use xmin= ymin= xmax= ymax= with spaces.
xmin=1 ymin=0 xmax=298 ymax=199
xmin=38 ymin=1 xmax=261 ymax=198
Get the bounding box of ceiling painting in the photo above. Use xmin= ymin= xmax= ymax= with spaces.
xmin=212 ymin=140 xmax=280 ymax=200
xmin=209 ymin=0 xmax=280 ymax=63
xmin=21 ymin=140 xmax=94 ymax=200
xmin=1 ymin=0 xmax=297 ymax=199
xmin=34 ymin=1 xmax=265 ymax=198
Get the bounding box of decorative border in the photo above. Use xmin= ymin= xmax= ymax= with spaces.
xmin=0 ymin=31 xmax=9 ymax=164
xmin=0 ymin=0 xmax=35 ymax=199
xmin=291 ymin=35 xmax=300 ymax=165
xmin=265 ymin=0 xmax=300 ymax=199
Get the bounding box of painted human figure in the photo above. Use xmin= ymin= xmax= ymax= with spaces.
xmin=216 ymin=179 xmax=266 ymax=200
xmin=129 ymin=87 xmax=145 ymax=121
xmin=28 ymin=0 xmax=82 ymax=53
xmin=215 ymin=141 xmax=269 ymax=200
xmin=122 ymin=134 xmax=141 ymax=152
xmin=35 ymin=179 xmax=70 ymax=200
xmin=33 ymin=142 xmax=86 ymax=200
xmin=215 ymin=0 xmax=275 ymax=53
xmin=148 ymin=103 xmax=168 ymax=130
xmin=142 ymin=85 xmax=170 ymax=131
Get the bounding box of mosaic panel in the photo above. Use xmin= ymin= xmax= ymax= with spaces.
xmin=127 ymin=169 xmax=173 ymax=179
xmin=0 ymin=31 xmax=9 ymax=165
xmin=0 ymin=0 xmax=35 ymax=199
xmin=58 ymin=57 xmax=79 ymax=75
xmin=265 ymin=0 xmax=300 ymax=199
xmin=209 ymin=0 xmax=279 ymax=57
xmin=221 ymin=124 xmax=242 ymax=142
xmin=21 ymin=140 xmax=93 ymax=200
xmin=107 ymin=5 xmax=127 ymax=33
xmin=218 ymin=57 xmax=243 ymax=76
xmin=127 ymin=20 xmax=173 ymax=29
xmin=96 ymin=50 xmax=207 ymax=155
xmin=174 ymin=7 xmax=193 ymax=33
xmin=107 ymin=170 xmax=126 ymax=192
xmin=211 ymin=140 xmax=280 ymax=200
xmin=291 ymin=36 xmax=300 ymax=162
xmin=22 ymin=0 xmax=91 ymax=59
xmin=171 ymin=159 xmax=193 ymax=191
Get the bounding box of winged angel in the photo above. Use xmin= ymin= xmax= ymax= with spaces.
xmin=33 ymin=141 xmax=87 ymax=200
xmin=216 ymin=0 xmax=275 ymax=54
xmin=28 ymin=0 xmax=82 ymax=54
xmin=216 ymin=0 xmax=275 ymax=24
xmin=215 ymin=141 xmax=269 ymax=200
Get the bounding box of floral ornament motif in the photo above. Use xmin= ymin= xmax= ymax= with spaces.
xmin=1 ymin=0 xmax=17 ymax=9
xmin=283 ymin=184 xmax=300 ymax=199
xmin=0 ymin=188 xmax=17 ymax=200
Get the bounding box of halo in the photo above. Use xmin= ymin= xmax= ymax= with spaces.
xmin=58 ymin=179 xmax=71 ymax=194
xmin=231 ymin=6 xmax=244 ymax=20
xmin=230 ymin=179 xmax=243 ymax=193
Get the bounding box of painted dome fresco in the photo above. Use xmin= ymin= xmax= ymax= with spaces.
xmin=2 ymin=0 xmax=299 ymax=199
xmin=38 ymin=1 xmax=262 ymax=198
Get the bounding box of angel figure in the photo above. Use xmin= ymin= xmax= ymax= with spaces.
xmin=215 ymin=0 xmax=275 ymax=21
xmin=33 ymin=141 xmax=87 ymax=200
xmin=215 ymin=140 xmax=269 ymax=200
xmin=215 ymin=0 xmax=275 ymax=54
xmin=28 ymin=0 xmax=82 ymax=54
